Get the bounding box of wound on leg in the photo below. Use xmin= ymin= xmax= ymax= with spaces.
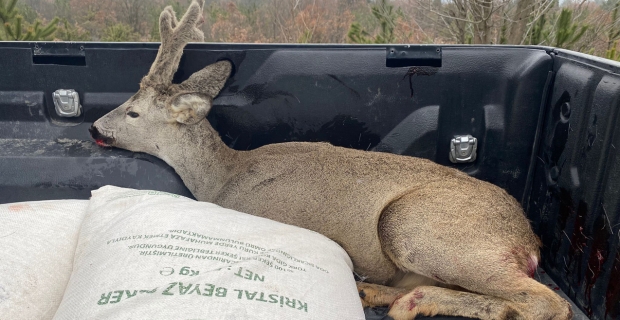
xmin=527 ymin=255 xmax=538 ymax=278
xmin=408 ymin=290 xmax=424 ymax=311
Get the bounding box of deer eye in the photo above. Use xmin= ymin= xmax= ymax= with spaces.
xmin=127 ymin=111 xmax=140 ymax=118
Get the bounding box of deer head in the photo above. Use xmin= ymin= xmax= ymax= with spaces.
xmin=89 ymin=0 xmax=232 ymax=156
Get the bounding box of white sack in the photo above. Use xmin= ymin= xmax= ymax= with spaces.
xmin=0 ymin=200 xmax=88 ymax=320
xmin=54 ymin=186 xmax=364 ymax=320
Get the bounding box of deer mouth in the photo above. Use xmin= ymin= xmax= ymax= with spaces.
xmin=95 ymin=139 xmax=111 ymax=147
xmin=89 ymin=125 xmax=115 ymax=148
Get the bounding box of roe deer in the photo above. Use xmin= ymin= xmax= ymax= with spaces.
xmin=89 ymin=1 xmax=572 ymax=319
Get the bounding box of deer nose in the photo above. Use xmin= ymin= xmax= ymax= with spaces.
xmin=88 ymin=125 xmax=101 ymax=139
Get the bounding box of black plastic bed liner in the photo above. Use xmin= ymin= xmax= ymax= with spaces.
xmin=1 ymin=41 xmax=619 ymax=319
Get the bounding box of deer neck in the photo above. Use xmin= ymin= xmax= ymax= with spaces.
xmin=157 ymin=119 xmax=238 ymax=201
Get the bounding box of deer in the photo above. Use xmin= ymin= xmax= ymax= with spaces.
xmin=89 ymin=1 xmax=572 ymax=319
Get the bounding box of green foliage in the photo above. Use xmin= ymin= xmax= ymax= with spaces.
xmin=499 ymin=19 xmax=508 ymax=45
xmin=370 ymin=0 xmax=400 ymax=43
xmin=149 ymin=20 xmax=160 ymax=41
xmin=607 ymin=3 xmax=620 ymax=60
xmin=238 ymin=2 xmax=258 ymax=27
xmin=15 ymin=1 xmax=36 ymax=23
xmin=601 ymin=0 xmax=620 ymax=11
xmin=608 ymin=2 xmax=620 ymax=50
xmin=0 ymin=0 xmax=18 ymax=24
xmin=606 ymin=41 xmax=620 ymax=60
xmin=348 ymin=0 xmax=402 ymax=44
xmin=54 ymin=0 xmax=71 ymax=20
xmin=205 ymin=2 xmax=228 ymax=22
xmin=298 ymin=29 xmax=313 ymax=43
xmin=347 ymin=22 xmax=371 ymax=43
xmin=55 ymin=18 xmax=91 ymax=41
xmin=0 ymin=0 xmax=59 ymax=41
xmin=554 ymin=8 xmax=588 ymax=49
xmin=102 ymin=23 xmax=139 ymax=42
xmin=2 ymin=15 xmax=58 ymax=41
xmin=529 ymin=14 xmax=550 ymax=45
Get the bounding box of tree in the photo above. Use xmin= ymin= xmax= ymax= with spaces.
xmin=509 ymin=0 xmax=536 ymax=44
xmin=419 ymin=0 xmax=506 ymax=44
xmin=102 ymin=23 xmax=139 ymax=42
xmin=348 ymin=0 xmax=402 ymax=44
xmin=441 ymin=0 xmax=469 ymax=44
xmin=499 ymin=14 xmax=508 ymax=44
xmin=1 ymin=0 xmax=58 ymax=41
xmin=54 ymin=18 xmax=91 ymax=41
xmin=554 ymin=8 xmax=588 ymax=49
xmin=117 ymin=0 xmax=148 ymax=34
xmin=54 ymin=0 xmax=71 ymax=21
xmin=0 ymin=0 xmax=18 ymax=24
xmin=607 ymin=1 xmax=620 ymax=51
xmin=2 ymin=16 xmax=58 ymax=40
xmin=606 ymin=2 xmax=620 ymax=60
xmin=469 ymin=0 xmax=493 ymax=44
xmin=348 ymin=22 xmax=372 ymax=43
xmin=528 ymin=14 xmax=549 ymax=45
xmin=15 ymin=0 xmax=36 ymax=22
xmin=606 ymin=41 xmax=620 ymax=60
xmin=3 ymin=0 xmax=619 ymax=62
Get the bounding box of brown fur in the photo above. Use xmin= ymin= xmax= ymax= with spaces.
xmin=90 ymin=2 xmax=573 ymax=319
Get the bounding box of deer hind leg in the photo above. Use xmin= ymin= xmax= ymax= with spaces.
xmin=376 ymin=192 xmax=573 ymax=320
xmin=386 ymin=285 xmax=522 ymax=320
xmin=357 ymin=274 xmax=519 ymax=319
xmin=358 ymin=271 xmax=460 ymax=308
xmin=384 ymin=278 xmax=572 ymax=320
xmin=357 ymin=282 xmax=408 ymax=308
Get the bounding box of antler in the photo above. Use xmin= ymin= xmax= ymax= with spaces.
xmin=141 ymin=0 xmax=205 ymax=88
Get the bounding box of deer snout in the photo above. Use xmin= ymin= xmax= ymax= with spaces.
xmin=89 ymin=125 xmax=114 ymax=147
xmin=88 ymin=125 xmax=101 ymax=139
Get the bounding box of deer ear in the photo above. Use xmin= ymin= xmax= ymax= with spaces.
xmin=178 ymin=60 xmax=232 ymax=97
xmin=168 ymin=93 xmax=212 ymax=125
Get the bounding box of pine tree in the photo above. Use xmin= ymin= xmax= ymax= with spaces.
xmin=102 ymin=23 xmax=139 ymax=42
xmin=554 ymin=8 xmax=588 ymax=49
xmin=0 ymin=0 xmax=58 ymax=41
xmin=529 ymin=15 xmax=549 ymax=45
xmin=347 ymin=0 xmax=402 ymax=44
xmin=606 ymin=41 xmax=620 ymax=61
xmin=607 ymin=2 xmax=620 ymax=51
xmin=347 ymin=22 xmax=372 ymax=44
xmin=499 ymin=18 xmax=508 ymax=45
xmin=370 ymin=0 xmax=398 ymax=44
xmin=3 ymin=16 xmax=58 ymax=40
xmin=0 ymin=0 xmax=18 ymax=24
xmin=54 ymin=18 xmax=91 ymax=41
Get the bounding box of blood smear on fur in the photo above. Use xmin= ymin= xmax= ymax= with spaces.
xmin=95 ymin=139 xmax=108 ymax=147
xmin=527 ymin=255 xmax=538 ymax=278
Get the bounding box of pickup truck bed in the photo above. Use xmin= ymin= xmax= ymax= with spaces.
xmin=0 ymin=42 xmax=617 ymax=319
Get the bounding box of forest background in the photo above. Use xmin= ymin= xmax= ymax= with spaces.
xmin=1 ymin=0 xmax=620 ymax=60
